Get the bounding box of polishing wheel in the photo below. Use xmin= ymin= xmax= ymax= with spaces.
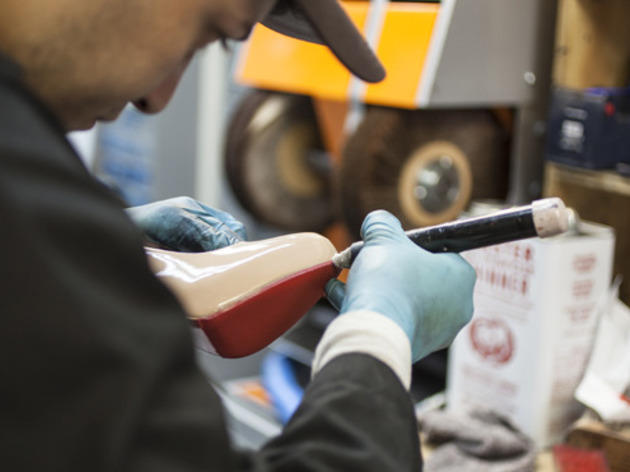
xmin=398 ymin=141 xmax=472 ymax=227
xmin=338 ymin=107 xmax=510 ymax=237
xmin=225 ymin=90 xmax=333 ymax=232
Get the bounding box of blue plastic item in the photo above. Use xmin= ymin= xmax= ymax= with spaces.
xmin=261 ymin=351 xmax=304 ymax=424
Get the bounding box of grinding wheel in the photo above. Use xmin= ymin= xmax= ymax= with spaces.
xmin=338 ymin=108 xmax=509 ymax=237
xmin=224 ymin=90 xmax=333 ymax=232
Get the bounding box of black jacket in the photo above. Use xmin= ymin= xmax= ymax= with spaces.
xmin=0 ymin=52 xmax=421 ymax=471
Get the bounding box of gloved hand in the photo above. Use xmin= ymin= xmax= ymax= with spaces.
xmin=126 ymin=196 xmax=247 ymax=252
xmin=326 ymin=210 xmax=476 ymax=362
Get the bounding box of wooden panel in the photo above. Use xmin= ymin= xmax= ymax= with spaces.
xmin=553 ymin=0 xmax=630 ymax=89
xmin=567 ymin=415 xmax=630 ymax=472
xmin=544 ymin=162 xmax=630 ymax=305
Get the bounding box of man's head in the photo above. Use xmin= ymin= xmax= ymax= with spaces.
xmin=0 ymin=0 xmax=383 ymax=131
xmin=0 ymin=0 xmax=279 ymax=130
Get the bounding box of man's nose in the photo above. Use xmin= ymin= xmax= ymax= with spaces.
xmin=133 ymin=66 xmax=186 ymax=114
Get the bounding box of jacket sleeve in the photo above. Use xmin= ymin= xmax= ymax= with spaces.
xmin=250 ymin=353 xmax=422 ymax=472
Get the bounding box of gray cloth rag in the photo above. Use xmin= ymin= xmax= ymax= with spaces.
xmin=418 ymin=409 xmax=536 ymax=472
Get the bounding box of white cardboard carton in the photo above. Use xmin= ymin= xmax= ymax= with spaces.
xmin=446 ymin=222 xmax=615 ymax=448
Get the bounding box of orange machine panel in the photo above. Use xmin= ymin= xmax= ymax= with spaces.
xmin=236 ymin=2 xmax=440 ymax=108
xmin=364 ymin=3 xmax=439 ymax=108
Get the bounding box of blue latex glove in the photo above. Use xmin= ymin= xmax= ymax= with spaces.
xmin=126 ymin=196 xmax=247 ymax=252
xmin=326 ymin=210 xmax=476 ymax=363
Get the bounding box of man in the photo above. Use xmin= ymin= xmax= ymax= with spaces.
xmin=0 ymin=0 xmax=476 ymax=470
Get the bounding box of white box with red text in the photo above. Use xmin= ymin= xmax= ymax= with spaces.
xmin=446 ymin=222 xmax=615 ymax=447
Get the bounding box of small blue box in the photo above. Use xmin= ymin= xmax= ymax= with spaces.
xmin=545 ymin=86 xmax=630 ymax=170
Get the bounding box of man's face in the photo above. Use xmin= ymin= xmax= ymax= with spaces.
xmin=8 ymin=0 xmax=276 ymax=130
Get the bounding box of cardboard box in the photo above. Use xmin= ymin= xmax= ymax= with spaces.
xmin=446 ymin=222 xmax=615 ymax=448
